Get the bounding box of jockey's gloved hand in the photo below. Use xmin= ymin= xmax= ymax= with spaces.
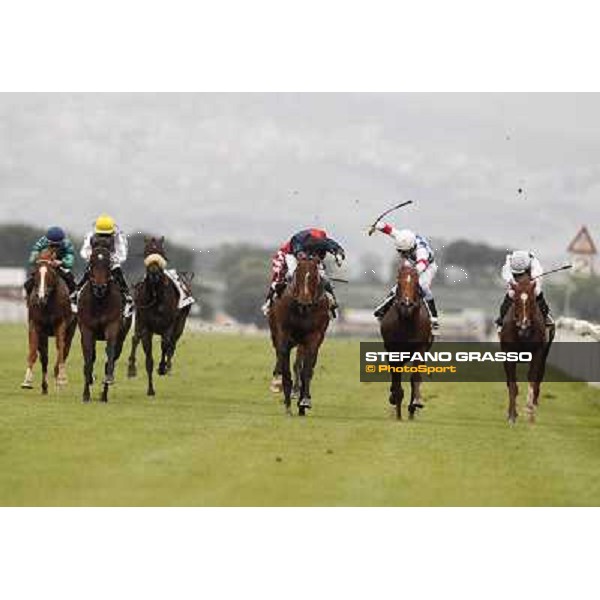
xmin=416 ymin=261 xmax=427 ymax=274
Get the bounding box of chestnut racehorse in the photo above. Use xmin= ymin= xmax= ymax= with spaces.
xmin=77 ymin=239 xmax=132 ymax=403
xmin=21 ymin=248 xmax=77 ymax=394
xmin=499 ymin=274 xmax=555 ymax=424
xmin=380 ymin=259 xmax=433 ymax=420
xmin=127 ymin=236 xmax=192 ymax=396
xmin=269 ymin=257 xmax=330 ymax=416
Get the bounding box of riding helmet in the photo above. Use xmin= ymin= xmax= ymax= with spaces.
xmin=95 ymin=214 xmax=116 ymax=235
xmin=46 ymin=226 xmax=66 ymax=244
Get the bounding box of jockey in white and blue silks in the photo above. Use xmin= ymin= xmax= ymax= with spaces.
xmin=495 ymin=250 xmax=553 ymax=329
xmin=372 ymin=221 xmax=440 ymax=330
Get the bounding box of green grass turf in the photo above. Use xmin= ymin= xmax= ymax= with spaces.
xmin=0 ymin=323 xmax=599 ymax=506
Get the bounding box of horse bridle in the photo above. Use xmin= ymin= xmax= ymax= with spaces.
xmin=89 ymin=250 xmax=112 ymax=299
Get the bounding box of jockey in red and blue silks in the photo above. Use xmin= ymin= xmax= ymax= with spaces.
xmin=372 ymin=221 xmax=440 ymax=330
xmin=262 ymin=228 xmax=345 ymax=317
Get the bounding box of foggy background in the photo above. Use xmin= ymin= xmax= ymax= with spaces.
xmin=1 ymin=93 xmax=598 ymax=328
xmin=1 ymin=93 xmax=598 ymax=266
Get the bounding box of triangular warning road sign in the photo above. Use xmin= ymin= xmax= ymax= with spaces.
xmin=568 ymin=226 xmax=597 ymax=255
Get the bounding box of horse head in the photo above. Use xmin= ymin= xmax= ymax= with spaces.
xmin=395 ymin=259 xmax=420 ymax=319
xmin=144 ymin=236 xmax=166 ymax=259
xmin=32 ymin=248 xmax=59 ymax=306
xmin=510 ymin=275 xmax=538 ymax=340
xmin=144 ymin=252 xmax=167 ymax=285
xmin=89 ymin=245 xmax=112 ymax=299
xmin=290 ymin=256 xmax=322 ymax=314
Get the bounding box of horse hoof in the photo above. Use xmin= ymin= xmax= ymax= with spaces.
xmin=127 ymin=367 xmax=137 ymax=379
xmin=20 ymin=382 xmax=33 ymax=390
xmin=388 ymin=397 xmax=397 ymax=406
xmin=148 ymin=389 xmax=156 ymax=397
xmin=103 ymin=378 xmax=115 ymax=386
xmin=298 ymin=398 xmax=312 ymax=410
xmin=82 ymin=397 xmax=90 ymax=404
xmin=298 ymin=406 xmax=306 ymax=417
xmin=157 ymin=365 xmax=167 ymax=376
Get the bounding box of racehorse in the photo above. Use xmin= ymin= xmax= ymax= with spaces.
xmin=268 ymin=256 xmax=330 ymax=416
xmin=127 ymin=236 xmax=192 ymax=396
xmin=21 ymin=248 xmax=77 ymax=394
xmin=380 ymin=259 xmax=433 ymax=420
xmin=77 ymin=239 xmax=132 ymax=403
xmin=499 ymin=274 xmax=555 ymax=424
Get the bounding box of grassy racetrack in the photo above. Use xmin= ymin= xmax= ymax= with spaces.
xmin=1 ymin=323 xmax=599 ymax=506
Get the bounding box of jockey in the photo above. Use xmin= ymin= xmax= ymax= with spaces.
xmin=143 ymin=248 xmax=196 ymax=310
xmin=495 ymin=250 xmax=554 ymax=329
xmin=75 ymin=214 xmax=133 ymax=317
xmin=262 ymin=228 xmax=345 ymax=317
xmin=25 ymin=226 xmax=77 ymax=306
xmin=372 ymin=222 xmax=440 ymax=330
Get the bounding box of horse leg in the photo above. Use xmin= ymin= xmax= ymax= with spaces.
xmin=292 ymin=346 xmax=303 ymax=400
xmin=39 ymin=334 xmax=49 ymax=396
xmin=389 ymin=368 xmax=404 ymax=420
xmin=298 ymin=334 xmax=323 ymax=415
xmin=526 ymin=356 xmax=543 ymax=424
xmin=21 ymin=325 xmax=38 ymax=389
xmin=269 ymin=314 xmax=283 ymax=393
xmin=81 ymin=329 xmax=95 ymax=403
xmin=54 ymin=321 xmax=68 ymax=388
xmin=158 ymin=333 xmax=174 ymax=376
xmin=279 ymin=341 xmax=293 ymax=416
xmin=504 ymin=362 xmax=518 ymax=424
xmin=408 ymin=369 xmax=424 ymax=420
xmin=127 ymin=331 xmax=140 ymax=378
xmin=142 ymin=331 xmax=155 ymax=397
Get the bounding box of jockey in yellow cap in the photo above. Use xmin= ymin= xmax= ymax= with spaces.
xmin=73 ymin=214 xmax=133 ymax=317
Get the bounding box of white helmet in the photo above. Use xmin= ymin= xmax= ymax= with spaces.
xmin=509 ymin=250 xmax=532 ymax=274
xmin=395 ymin=229 xmax=417 ymax=252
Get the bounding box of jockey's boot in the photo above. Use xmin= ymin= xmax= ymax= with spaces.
xmin=113 ymin=267 xmax=133 ymax=318
xmin=495 ymin=294 xmax=512 ymax=331
xmin=261 ymin=282 xmax=284 ymax=316
xmin=425 ymin=298 xmax=440 ymax=333
xmin=70 ymin=271 xmax=89 ymax=314
xmin=324 ymin=280 xmax=338 ymax=319
xmin=261 ymin=286 xmax=275 ymax=316
xmin=374 ymin=289 xmax=395 ymax=321
xmin=59 ymin=270 xmax=77 ymax=313
xmin=537 ymin=292 xmax=554 ymax=327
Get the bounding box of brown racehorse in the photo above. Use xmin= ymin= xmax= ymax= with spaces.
xmin=380 ymin=259 xmax=433 ymax=420
xmin=499 ymin=274 xmax=555 ymax=424
xmin=127 ymin=236 xmax=192 ymax=396
xmin=268 ymin=257 xmax=330 ymax=416
xmin=21 ymin=248 xmax=77 ymax=394
xmin=77 ymin=239 xmax=132 ymax=403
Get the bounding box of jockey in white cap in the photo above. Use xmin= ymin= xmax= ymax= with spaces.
xmin=372 ymin=221 xmax=440 ymax=330
xmin=495 ymin=250 xmax=553 ymax=330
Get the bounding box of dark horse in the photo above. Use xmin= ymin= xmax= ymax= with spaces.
xmin=127 ymin=236 xmax=192 ymax=396
xmin=380 ymin=259 xmax=433 ymax=420
xmin=77 ymin=239 xmax=132 ymax=403
xmin=268 ymin=257 xmax=330 ymax=416
xmin=21 ymin=248 xmax=77 ymax=394
xmin=499 ymin=274 xmax=555 ymax=425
